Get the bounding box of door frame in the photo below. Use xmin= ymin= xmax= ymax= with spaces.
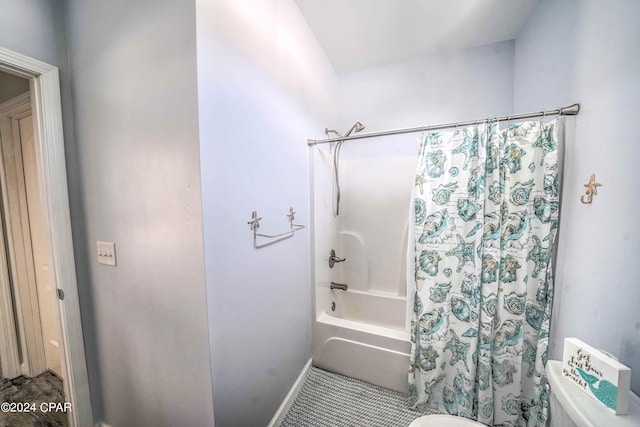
xmin=0 ymin=48 xmax=93 ymax=427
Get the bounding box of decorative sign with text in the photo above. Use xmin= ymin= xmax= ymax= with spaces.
xmin=562 ymin=337 xmax=631 ymax=415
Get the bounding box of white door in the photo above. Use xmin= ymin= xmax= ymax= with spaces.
xmin=21 ymin=113 xmax=63 ymax=378
xmin=0 ymin=185 xmax=20 ymax=379
xmin=0 ymin=93 xmax=63 ymax=379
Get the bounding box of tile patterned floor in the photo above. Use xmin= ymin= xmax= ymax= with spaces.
xmin=0 ymin=372 xmax=67 ymax=427
xmin=280 ymin=368 xmax=440 ymax=427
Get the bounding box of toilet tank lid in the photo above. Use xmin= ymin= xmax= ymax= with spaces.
xmin=546 ymin=360 xmax=640 ymax=427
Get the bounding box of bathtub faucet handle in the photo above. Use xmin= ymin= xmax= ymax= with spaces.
xmin=329 ymin=249 xmax=346 ymax=268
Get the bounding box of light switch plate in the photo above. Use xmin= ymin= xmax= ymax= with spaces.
xmin=97 ymin=241 xmax=116 ymax=266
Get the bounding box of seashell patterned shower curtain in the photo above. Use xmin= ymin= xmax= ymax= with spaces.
xmin=407 ymin=120 xmax=561 ymax=426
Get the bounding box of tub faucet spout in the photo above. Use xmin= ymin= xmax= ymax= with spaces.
xmin=330 ymin=282 xmax=348 ymax=291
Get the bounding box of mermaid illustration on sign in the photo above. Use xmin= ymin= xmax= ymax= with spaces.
xmin=576 ymin=368 xmax=619 ymax=410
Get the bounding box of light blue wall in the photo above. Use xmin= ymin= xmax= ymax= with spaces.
xmin=195 ymin=0 xmax=337 ymax=425
xmin=514 ymin=0 xmax=640 ymax=393
xmin=64 ymin=0 xmax=215 ymax=425
xmin=337 ymin=41 xmax=515 ymax=133
xmin=0 ymin=0 xmax=96 ymax=417
xmin=0 ymin=0 xmax=66 ymax=67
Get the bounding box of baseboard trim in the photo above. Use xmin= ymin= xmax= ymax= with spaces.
xmin=95 ymin=422 xmax=111 ymax=427
xmin=267 ymin=358 xmax=312 ymax=427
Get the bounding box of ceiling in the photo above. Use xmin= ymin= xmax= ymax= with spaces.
xmin=294 ymin=0 xmax=540 ymax=74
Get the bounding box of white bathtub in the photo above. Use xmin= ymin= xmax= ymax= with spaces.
xmin=332 ymin=289 xmax=407 ymax=329
xmin=311 ymin=290 xmax=411 ymax=393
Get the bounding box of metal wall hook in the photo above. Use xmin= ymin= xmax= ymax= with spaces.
xmin=328 ymin=249 xmax=346 ymax=268
xmin=287 ymin=207 xmax=297 ymax=222
xmin=580 ymin=174 xmax=602 ymax=204
xmin=247 ymin=211 xmax=262 ymax=231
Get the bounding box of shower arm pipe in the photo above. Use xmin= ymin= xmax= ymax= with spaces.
xmin=307 ymin=103 xmax=580 ymax=146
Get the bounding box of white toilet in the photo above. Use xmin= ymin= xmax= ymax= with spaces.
xmin=409 ymin=361 xmax=640 ymax=427
xmin=546 ymin=359 xmax=640 ymax=427
xmin=409 ymin=414 xmax=485 ymax=427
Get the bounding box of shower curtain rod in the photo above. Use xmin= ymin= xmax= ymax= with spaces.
xmin=307 ymin=103 xmax=580 ymax=146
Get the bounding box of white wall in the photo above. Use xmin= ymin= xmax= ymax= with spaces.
xmin=195 ymin=0 xmax=337 ymax=425
xmin=514 ymin=0 xmax=640 ymax=393
xmin=65 ymin=0 xmax=215 ymax=425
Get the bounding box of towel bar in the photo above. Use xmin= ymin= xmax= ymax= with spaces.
xmin=247 ymin=207 xmax=305 ymax=241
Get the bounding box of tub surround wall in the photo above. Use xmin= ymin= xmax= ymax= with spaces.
xmin=311 ymin=144 xmax=341 ymax=320
xmin=513 ymin=0 xmax=640 ymax=394
xmin=338 ymin=149 xmax=416 ymax=296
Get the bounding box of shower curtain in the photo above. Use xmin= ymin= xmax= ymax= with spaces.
xmin=407 ymin=120 xmax=561 ymax=426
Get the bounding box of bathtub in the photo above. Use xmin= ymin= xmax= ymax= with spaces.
xmin=311 ymin=291 xmax=411 ymax=393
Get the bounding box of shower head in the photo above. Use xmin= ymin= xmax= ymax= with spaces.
xmin=329 ymin=121 xmax=364 ymax=217
xmin=325 ymin=128 xmax=343 ymax=137
xmin=344 ymin=121 xmax=365 ymax=137
xmin=325 ymin=122 xmax=365 ymax=139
